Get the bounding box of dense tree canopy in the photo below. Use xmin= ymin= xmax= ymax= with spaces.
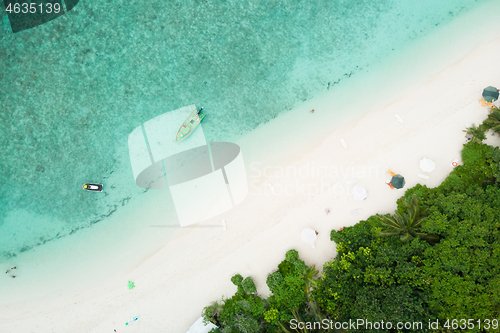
xmin=203 ymin=119 xmax=500 ymax=333
xmin=315 ymin=142 xmax=500 ymax=332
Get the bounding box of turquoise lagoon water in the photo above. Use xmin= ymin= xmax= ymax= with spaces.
xmin=0 ymin=0 xmax=492 ymax=261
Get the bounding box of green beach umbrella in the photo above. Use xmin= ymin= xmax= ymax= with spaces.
xmin=128 ymin=281 xmax=135 ymax=290
xmin=391 ymin=174 xmax=405 ymax=189
xmin=482 ymin=86 xmax=499 ymax=103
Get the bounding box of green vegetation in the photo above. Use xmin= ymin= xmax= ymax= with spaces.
xmin=376 ymin=194 xmax=438 ymax=243
xmin=203 ymin=250 xmax=327 ymax=332
xmin=203 ymin=115 xmax=500 ymax=332
xmin=202 ymin=273 xmax=265 ymax=333
xmin=463 ymin=124 xmax=487 ymax=143
xmin=484 ymin=107 xmax=500 ymax=134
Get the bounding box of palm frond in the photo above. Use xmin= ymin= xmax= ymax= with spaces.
xmin=377 ymin=230 xmax=402 ymax=236
xmin=377 ymin=194 xmax=436 ymax=243
xmin=399 ymin=233 xmax=412 ymax=242
xmin=380 ymin=215 xmax=403 ymax=229
xmin=463 ymin=123 xmax=486 ymax=143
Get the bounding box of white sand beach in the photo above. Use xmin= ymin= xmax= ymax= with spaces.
xmin=2 ymin=3 xmax=500 ymax=332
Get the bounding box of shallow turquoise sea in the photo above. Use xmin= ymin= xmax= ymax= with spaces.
xmin=0 ymin=0 xmax=492 ymax=260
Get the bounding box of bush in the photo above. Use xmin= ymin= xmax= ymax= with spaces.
xmin=279 ymin=249 xmax=307 ymax=277
xmin=231 ymin=315 xmax=262 ymax=333
xmin=204 ymin=274 xmax=266 ymax=332
xmin=263 ymin=308 xmax=278 ymax=324
xmin=202 ymin=300 xmax=223 ymax=327
xmin=421 ymin=185 xmax=500 ymax=319
xmin=266 ymin=271 xmax=284 ymax=292
xmin=330 ymin=216 xmax=376 ymax=253
xmin=231 ymin=274 xmax=243 ymax=287
xmin=268 ymin=274 xmax=308 ymax=323
xmin=285 ymin=249 xmax=299 ymax=262
xmin=242 ymin=277 xmax=257 ymax=294
xmin=214 ymin=293 xmax=266 ymax=332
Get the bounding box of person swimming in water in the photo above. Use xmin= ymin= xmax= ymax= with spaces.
xmin=6 ymin=266 xmax=17 ymax=274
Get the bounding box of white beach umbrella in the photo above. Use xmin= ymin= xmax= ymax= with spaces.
xmin=351 ymin=185 xmax=367 ymax=201
xmin=301 ymin=228 xmax=317 ymax=248
xmin=420 ymin=157 xmax=435 ymax=173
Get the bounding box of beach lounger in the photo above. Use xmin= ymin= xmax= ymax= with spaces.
xmin=340 ymin=139 xmax=347 ymax=148
xmin=479 ymin=99 xmax=495 ymax=109
xmin=351 ymin=208 xmax=362 ymax=215
xmin=386 ymin=170 xmax=398 ymax=189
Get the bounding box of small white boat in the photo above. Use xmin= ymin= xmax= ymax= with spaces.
xmin=175 ymin=106 xmax=206 ymax=143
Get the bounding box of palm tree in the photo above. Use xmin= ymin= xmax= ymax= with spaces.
xmin=377 ymin=194 xmax=438 ymax=243
xmin=484 ymin=107 xmax=500 ymax=135
xmin=277 ymin=302 xmax=334 ymax=333
xmin=463 ymin=124 xmax=487 ymax=144
xmin=301 ymin=265 xmax=319 ymax=298
xmin=276 ymin=266 xmax=334 ymax=333
xmin=202 ymin=300 xmax=224 ymax=327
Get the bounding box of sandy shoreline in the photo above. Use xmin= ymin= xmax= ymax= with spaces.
xmin=2 ymin=3 xmax=500 ymax=332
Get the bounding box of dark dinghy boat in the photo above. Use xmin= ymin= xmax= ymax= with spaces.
xmin=82 ymin=183 xmax=103 ymax=192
